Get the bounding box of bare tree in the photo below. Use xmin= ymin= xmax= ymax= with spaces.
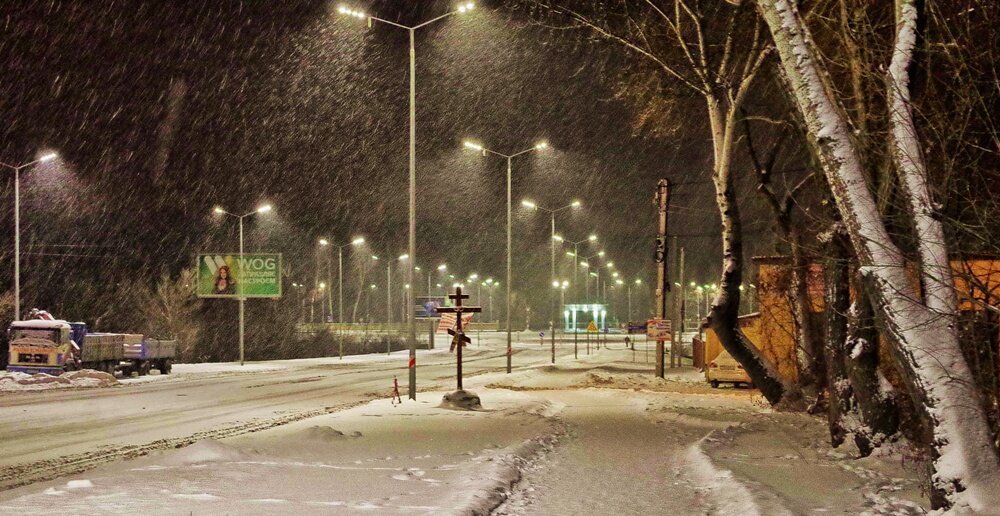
xmin=755 ymin=0 xmax=1000 ymax=509
xmin=530 ymin=0 xmax=789 ymax=403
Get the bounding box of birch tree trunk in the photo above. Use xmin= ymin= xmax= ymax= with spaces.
xmin=706 ymin=95 xmax=789 ymax=405
xmin=755 ymin=0 xmax=1000 ymax=509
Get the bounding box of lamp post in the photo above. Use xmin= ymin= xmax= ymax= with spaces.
xmin=578 ymin=251 xmax=605 ymax=302
xmin=522 ymin=198 xmax=581 ymax=363
xmin=463 ymin=140 xmax=548 ymax=374
xmin=340 ymin=2 xmax=474 ymax=400
xmin=627 ymin=278 xmax=642 ymax=323
xmin=558 ymin=234 xmax=597 ymax=303
xmin=213 ymin=203 xmax=273 ymax=365
xmin=1 ymin=152 xmax=57 ymax=319
xmin=324 ymin=237 xmax=365 ymax=324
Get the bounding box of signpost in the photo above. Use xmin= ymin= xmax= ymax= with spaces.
xmin=648 ymin=318 xmax=672 ymax=369
xmin=647 ymin=318 xmax=673 ymax=341
xmin=436 ymin=287 xmax=481 ymax=391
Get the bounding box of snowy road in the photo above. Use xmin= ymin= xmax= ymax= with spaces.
xmin=0 ymin=333 xmax=581 ymax=491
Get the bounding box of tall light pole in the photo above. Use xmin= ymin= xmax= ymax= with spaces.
xmin=522 ymin=198 xmax=581 ymax=361
xmin=1 ymin=152 xmax=57 ymax=320
xmin=628 ymin=278 xmax=643 ymax=323
xmin=324 ymin=237 xmax=365 ymax=326
xmin=463 ymin=140 xmax=548 ymax=374
xmin=557 ymin=233 xmax=597 ymax=302
xmin=340 ymin=2 xmax=474 ymax=400
xmin=213 ymin=203 xmax=273 ymax=365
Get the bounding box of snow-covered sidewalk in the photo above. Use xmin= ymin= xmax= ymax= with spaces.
xmin=0 ymin=388 xmax=561 ymax=515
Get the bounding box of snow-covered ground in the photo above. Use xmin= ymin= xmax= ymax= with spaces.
xmin=0 ymin=369 xmax=118 ymax=392
xmin=0 ymin=334 xmax=931 ymax=514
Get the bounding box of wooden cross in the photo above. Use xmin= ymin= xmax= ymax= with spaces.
xmin=436 ymin=286 xmax=481 ymax=391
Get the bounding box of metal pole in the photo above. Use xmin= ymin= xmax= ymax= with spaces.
xmin=628 ymin=285 xmax=632 ymax=324
xmin=239 ymin=216 xmax=245 ymax=366
xmin=506 ymin=156 xmax=513 ymax=373
xmin=327 ymin=251 xmax=334 ymax=323
xmin=573 ymin=243 xmax=579 ymax=303
xmin=387 ymin=263 xmax=392 ymax=324
xmin=13 ymin=166 xmax=20 ymax=320
xmin=339 ymin=247 xmax=344 ymax=359
xmin=675 ymin=245 xmax=686 ymax=368
xmin=407 ymin=28 xmax=418 ymax=400
xmin=550 ymin=212 xmax=556 ymax=363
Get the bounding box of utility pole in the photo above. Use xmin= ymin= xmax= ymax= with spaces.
xmin=653 ymin=179 xmax=670 ymax=378
xmin=674 ymin=244 xmax=685 ymax=368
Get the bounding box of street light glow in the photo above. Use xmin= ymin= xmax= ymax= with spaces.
xmin=438 ymin=264 xmax=447 ymax=271
xmin=256 ymin=204 xmax=272 ymax=214
xmin=371 ymin=255 xmax=379 ymax=260
xmin=521 ymin=199 xmax=537 ymax=209
xmin=571 ymin=200 xmax=582 ymax=208
xmin=213 ymin=206 xmax=225 ymax=214
xmin=580 ymin=262 xmax=589 ymax=268
xmin=616 ymin=279 xmax=624 ymax=285
xmin=351 ymin=236 xmax=365 ymax=245
xmin=534 ymin=141 xmax=548 ymax=150
xmin=566 ymin=251 xmax=576 ymax=257
xmin=588 ymin=234 xmax=598 ymax=241
xmin=319 ymin=238 xmax=329 ymax=246
xmin=399 ymin=253 xmax=409 ymax=261
xmin=39 ymin=152 xmax=57 ymax=162
xmin=463 ymin=141 xmax=483 ymax=151
xmin=337 ymin=5 xmax=367 ymax=18
xmin=635 ymin=279 xmax=643 ymax=285
xmin=552 ymin=281 xmax=560 ymax=288
xmin=552 ymin=234 xmax=564 ymax=242
xmin=456 ymin=2 xmax=475 ymax=13
xmin=598 ymin=251 xmax=606 ymax=257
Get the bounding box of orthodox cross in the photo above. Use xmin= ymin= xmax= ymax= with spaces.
xmin=436 ymin=286 xmax=481 ymax=390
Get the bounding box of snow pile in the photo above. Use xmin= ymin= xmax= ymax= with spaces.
xmin=0 ymin=369 xmax=118 ymax=392
xmin=441 ymin=389 xmax=482 ymax=410
xmin=160 ymin=439 xmax=254 ymax=466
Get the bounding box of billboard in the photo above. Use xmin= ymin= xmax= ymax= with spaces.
xmin=197 ymin=253 xmax=282 ymax=298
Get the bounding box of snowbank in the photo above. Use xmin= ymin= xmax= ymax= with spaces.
xmin=0 ymin=370 xmax=118 ymax=392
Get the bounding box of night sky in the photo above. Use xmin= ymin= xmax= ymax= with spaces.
xmin=0 ymin=1 xmax=786 ymax=322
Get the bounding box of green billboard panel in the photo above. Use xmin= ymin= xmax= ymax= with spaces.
xmin=197 ymin=253 xmax=282 ymax=298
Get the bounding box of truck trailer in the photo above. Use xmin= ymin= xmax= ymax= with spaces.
xmin=6 ymin=319 xmax=175 ymax=377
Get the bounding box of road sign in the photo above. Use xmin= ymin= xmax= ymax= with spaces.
xmin=197 ymin=253 xmax=281 ymax=298
xmin=646 ymin=318 xmax=672 ymax=341
xmin=586 ymin=320 xmax=599 ymax=333
xmin=539 ymin=331 xmax=545 ymax=338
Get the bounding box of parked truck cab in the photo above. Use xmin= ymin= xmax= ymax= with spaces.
xmin=6 ymin=320 xmax=77 ymax=375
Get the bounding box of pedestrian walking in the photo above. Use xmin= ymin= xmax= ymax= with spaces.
xmin=391 ymin=376 xmax=402 ymax=406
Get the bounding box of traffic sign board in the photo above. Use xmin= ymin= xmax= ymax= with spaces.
xmin=586 ymin=320 xmax=599 ymax=332
xmin=646 ymin=319 xmax=672 ymax=341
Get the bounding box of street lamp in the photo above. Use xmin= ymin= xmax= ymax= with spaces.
xmin=1 ymin=151 xmax=57 ymax=319
xmin=522 ymin=197 xmax=582 ymax=358
xmin=340 ymin=3 xmax=475 ymax=400
xmin=321 ymin=236 xmax=365 ymax=328
xmin=628 ymin=278 xmax=642 ymax=323
xmin=558 ymin=233 xmax=598 ymax=303
xmin=212 ymin=203 xmax=273 ymax=365
xmin=463 ymin=139 xmax=548 ymax=373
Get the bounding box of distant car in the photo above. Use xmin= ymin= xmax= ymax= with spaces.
xmin=705 ymin=349 xmax=752 ymax=388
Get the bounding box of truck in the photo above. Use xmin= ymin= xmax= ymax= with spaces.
xmin=6 ymin=319 xmax=175 ymax=377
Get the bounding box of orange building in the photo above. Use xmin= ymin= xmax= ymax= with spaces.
xmin=704 ymin=255 xmax=1000 ymax=385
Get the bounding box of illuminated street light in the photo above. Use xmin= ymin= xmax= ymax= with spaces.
xmin=463 ymin=139 xmax=550 ymax=374
xmin=521 ymin=197 xmax=585 ymax=351
xmin=340 ymin=2 xmax=475 ymax=400
xmin=1 ymin=151 xmax=59 ymax=319
xmin=211 ymin=202 xmax=275 ymax=365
